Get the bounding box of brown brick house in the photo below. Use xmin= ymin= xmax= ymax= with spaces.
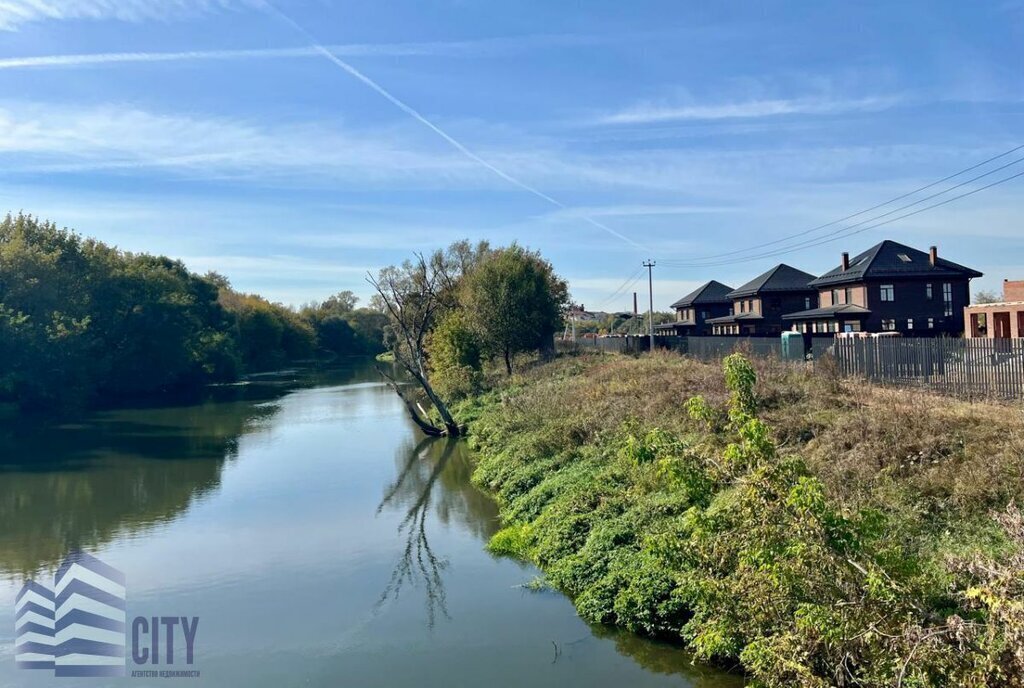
xmin=965 ymin=279 xmax=1024 ymax=339
xmin=706 ymin=264 xmax=818 ymax=336
xmin=783 ymin=241 xmax=981 ymax=335
xmin=658 ymin=280 xmax=734 ymax=336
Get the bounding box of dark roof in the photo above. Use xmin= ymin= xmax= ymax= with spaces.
xmin=670 ymin=280 xmax=735 ymax=309
xmin=782 ymin=304 xmax=871 ymax=320
xmin=810 ymin=240 xmax=983 ymax=287
xmin=654 ymin=322 xmax=687 ymax=330
xmin=727 ymin=264 xmax=817 ymax=298
xmin=705 ymin=312 xmax=764 ymax=325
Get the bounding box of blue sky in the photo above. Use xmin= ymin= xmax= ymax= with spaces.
xmin=0 ymin=1 xmax=1021 ymax=310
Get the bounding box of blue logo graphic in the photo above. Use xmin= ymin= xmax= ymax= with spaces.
xmin=14 ymin=552 xmax=201 ymax=679
xmin=16 ymin=551 xmax=126 ymax=677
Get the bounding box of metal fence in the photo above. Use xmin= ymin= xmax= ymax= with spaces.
xmin=556 ymin=336 xmax=641 ymax=354
xmin=831 ymin=337 xmax=1024 ymax=398
xmin=556 ymin=335 xmax=783 ymax=360
xmin=683 ymin=336 xmax=782 ymax=360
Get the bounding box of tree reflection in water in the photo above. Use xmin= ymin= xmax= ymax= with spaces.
xmin=376 ymin=437 xmax=458 ymax=628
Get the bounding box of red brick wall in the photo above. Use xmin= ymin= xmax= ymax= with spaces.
xmin=1005 ymin=280 xmax=1024 ymax=302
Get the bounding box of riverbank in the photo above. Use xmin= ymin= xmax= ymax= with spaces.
xmin=455 ymin=351 xmax=1024 ymax=687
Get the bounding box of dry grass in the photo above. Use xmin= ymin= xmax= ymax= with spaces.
xmin=506 ymin=350 xmax=1024 ymax=515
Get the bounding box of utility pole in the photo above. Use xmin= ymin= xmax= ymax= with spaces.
xmin=643 ymin=260 xmax=656 ymax=351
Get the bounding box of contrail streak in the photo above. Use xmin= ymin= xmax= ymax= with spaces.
xmin=260 ymin=2 xmax=647 ymax=251
xmin=0 ymin=47 xmax=313 ymax=69
xmin=0 ymin=35 xmax=595 ymax=70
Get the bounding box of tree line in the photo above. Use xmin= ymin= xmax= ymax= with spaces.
xmin=0 ymin=213 xmax=385 ymax=411
xmin=371 ymin=240 xmax=569 ymax=437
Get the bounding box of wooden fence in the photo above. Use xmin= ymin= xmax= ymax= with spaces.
xmin=831 ymin=337 xmax=1024 ymax=399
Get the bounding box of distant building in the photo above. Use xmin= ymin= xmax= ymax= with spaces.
xmin=706 ymin=264 xmax=818 ymax=336
xmin=965 ymin=279 xmax=1024 ymax=339
xmin=783 ymin=241 xmax=981 ymax=335
xmin=658 ymin=280 xmax=734 ymax=336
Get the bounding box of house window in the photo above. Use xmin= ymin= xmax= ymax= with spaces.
xmin=926 ymin=283 xmax=933 ymax=300
xmin=880 ymin=284 xmax=895 ymax=301
xmin=882 ymin=319 xmax=896 ymax=331
xmin=907 ymin=318 xmax=914 ymax=330
xmin=897 ymin=253 xmax=912 ymax=263
xmin=845 ymin=287 xmax=853 ymax=304
xmin=831 ymin=288 xmax=840 ymax=305
xmin=927 ymin=318 xmax=934 ymax=329
xmin=831 ymin=321 xmax=840 ymax=333
xmin=943 ymin=283 xmax=953 ymax=317
xmin=805 ymin=296 xmax=812 ymax=310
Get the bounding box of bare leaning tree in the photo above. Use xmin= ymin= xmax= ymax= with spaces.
xmin=367 ymin=242 xmax=490 ymax=438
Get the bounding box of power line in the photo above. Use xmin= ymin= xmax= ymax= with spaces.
xmin=661 ymin=154 xmax=1024 ymax=267
xmin=593 ymin=266 xmax=644 ymax=310
xmin=660 ymin=169 xmax=1024 ymax=269
xmin=663 ymin=143 xmax=1024 ymax=264
xmin=259 ymin=1 xmax=648 ymax=251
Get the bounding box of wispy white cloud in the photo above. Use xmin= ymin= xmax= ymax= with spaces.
xmin=0 ymin=102 xmax=481 ymax=183
xmin=539 ymin=204 xmax=738 ymax=221
xmin=0 ymin=100 xmax=1002 ymax=202
xmin=0 ymin=34 xmax=620 ymax=69
xmin=178 ymin=254 xmax=372 ymax=278
xmin=596 ymin=95 xmax=903 ymax=125
xmin=0 ymin=0 xmax=258 ymax=31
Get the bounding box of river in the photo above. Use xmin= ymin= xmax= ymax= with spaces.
xmin=0 ymin=362 xmax=740 ymax=687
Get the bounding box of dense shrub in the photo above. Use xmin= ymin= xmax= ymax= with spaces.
xmin=460 ymin=351 xmax=1024 ymax=686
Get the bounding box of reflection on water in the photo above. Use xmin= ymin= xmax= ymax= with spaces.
xmin=377 ymin=437 xmax=501 ymax=628
xmin=0 ymin=362 xmax=741 ymax=688
xmin=0 ymin=366 xmax=378 ymax=579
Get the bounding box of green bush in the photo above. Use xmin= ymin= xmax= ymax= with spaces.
xmin=463 ymin=352 xmax=1024 ymax=687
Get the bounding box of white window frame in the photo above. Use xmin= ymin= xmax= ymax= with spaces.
xmin=880 ymin=284 xmax=895 ymax=302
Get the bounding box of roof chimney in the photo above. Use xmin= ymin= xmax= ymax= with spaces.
xmin=929 ymin=246 xmax=937 ymax=267
xmin=841 ymin=252 xmax=850 ymax=271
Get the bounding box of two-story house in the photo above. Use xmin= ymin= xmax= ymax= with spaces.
xmin=659 ymin=280 xmax=735 ymax=336
xmin=706 ymin=264 xmax=818 ymax=336
xmin=783 ymin=241 xmax=982 ymax=335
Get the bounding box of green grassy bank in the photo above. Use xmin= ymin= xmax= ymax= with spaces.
xmin=454 ymin=351 xmax=1024 ymax=687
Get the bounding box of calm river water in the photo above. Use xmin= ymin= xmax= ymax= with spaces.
xmin=0 ymin=362 xmax=740 ymax=687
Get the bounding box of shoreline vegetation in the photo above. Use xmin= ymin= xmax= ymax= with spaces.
xmin=454 ymin=351 xmax=1024 ymax=687
xmin=0 ymin=214 xmax=386 ymax=412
